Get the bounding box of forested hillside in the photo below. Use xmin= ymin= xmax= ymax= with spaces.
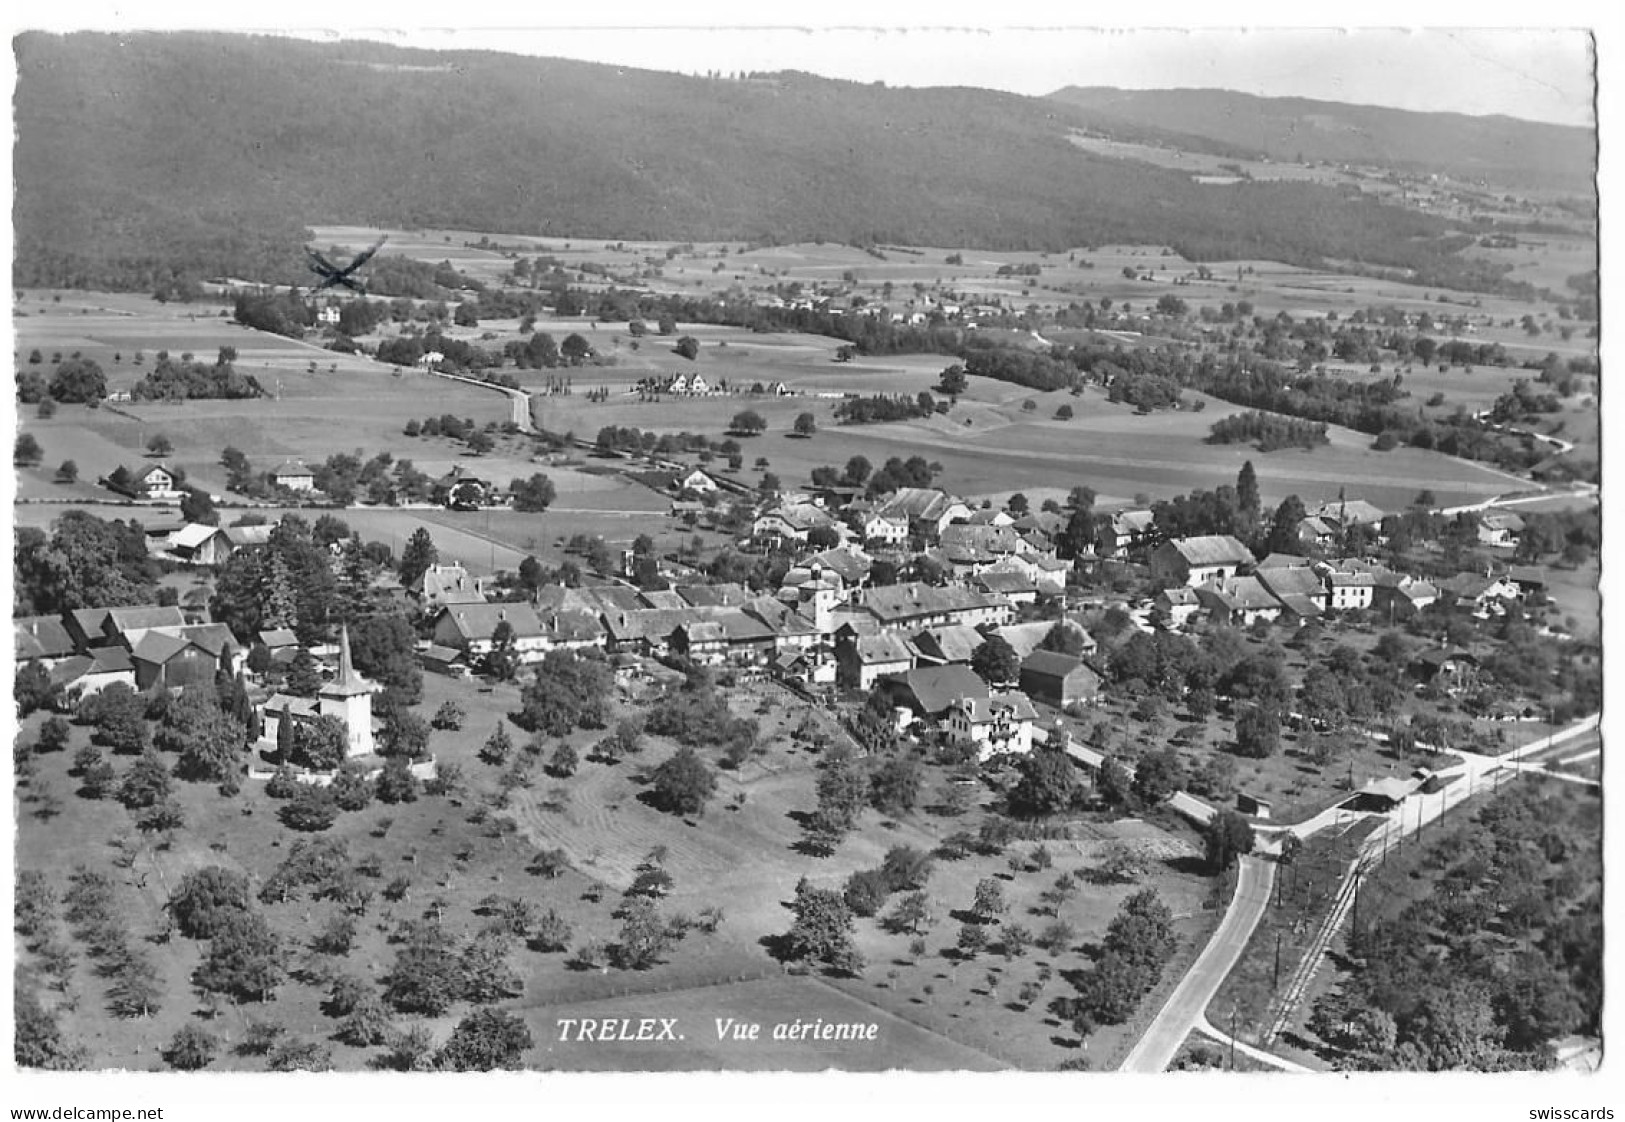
xmin=17 ymin=32 xmax=1516 ymax=292
xmin=1048 ymin=87 xmax=1595 ymax=193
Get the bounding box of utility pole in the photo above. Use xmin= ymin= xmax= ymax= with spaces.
xmin=1273 ymin=930 xmax=1283 ymax=991
xmin=1229 ymin=1004 xmax=1238 ymax=1071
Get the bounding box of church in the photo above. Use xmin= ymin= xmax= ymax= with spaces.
xmin=259 ymin=625 xmax=378 ymax=762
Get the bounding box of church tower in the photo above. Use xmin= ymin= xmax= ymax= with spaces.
xmin=318 ymin=624 xmax=375 ymax=758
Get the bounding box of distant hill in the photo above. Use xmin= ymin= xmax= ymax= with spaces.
xmin=1047 ymin=87 xmax=1595 ymax=193
xmin=14 ymin=32 xmax=1524 ymax=294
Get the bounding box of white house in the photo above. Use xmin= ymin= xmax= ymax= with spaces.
xmin=942 ymin=691 xmax=1037 ymax=760
xmin=271 ymin=460 xmax=316 ymax=492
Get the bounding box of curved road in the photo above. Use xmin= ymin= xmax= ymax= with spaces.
xmin=1119 ymin=855 xmax=1276 ymax=1072
xmin=426 ymin=369 xmax=534 ymax=432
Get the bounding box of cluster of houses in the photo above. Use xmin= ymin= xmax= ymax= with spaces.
xmin=15 ymin=604 xmax=240 ymax=698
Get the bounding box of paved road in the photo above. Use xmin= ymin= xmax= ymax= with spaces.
xmin=1119 ymin=855 xmax=1275 ymax=1073
xmin=427 ymin=369 xmax=534 ymax=432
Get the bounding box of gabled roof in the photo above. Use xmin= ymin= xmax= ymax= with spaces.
xmin=1020 ymin=649 xmax=1095 ymax=681
xmin=1156 ymin=586 xmax=1201 ymax=607
xmin=910 ymin=624 xmax=986 ymax=665
xmin=877 ymin=487 xmax=964 ymax=524
xmin=134 ymin=463 xmax=174 ymax=484
xmin=675 ymin=583 xmax=752 ymax=609
xmin=1255 ymin=552 xmax=1311 ymax=571
xmin=171 ymin=523 xmax=227 ymax=550
xmin=259 ymin=628 xmax=299 ymax=648
xmin=991 ymin=620 xmax=1095 ymax=659
xmin=1164 ymin=535 xmax=1255 ymax=569
xmin=90 ymin=646 xmax=134 ymax=672
xmin=858 ymin=582 xmax=1009 ymax=625
xmin=1108 ymin=509 xmax=1156 ymax=534
xmin=808 ymin=546 xmax=871 ymax=584
xmin=1275 ymin=594 xmax=1324 ymax=619
xmin=1313 ymin=499 xmax=1386 ymax=526
xmin=601 ymin=607 xmax=704 ymax=643
xmin=1198 ymin=576 xmax=1281 ymax=612
xmin=106 ymin=606 xmax=188 ymax=633
xmin=639 ymin=590 xmax=688 ymax=610
xmin=15 ymin=616 xmax=76 ymax=661
xmin=171 ymin=623 xmax=238 ymax=658
xmin=1256 ymin=566 xmax=1326 ymax=600
xmin=1479 ymin=511 xmax=1526 ymax=532
xmin=950 ymin=690 xmax=1039 ymax=725
xmin=271 ymin=460 xmax=314 ymax=478
xmin=130 ymin=630 xmax=193 ymax=665
xmin=852 ymin=631 xmax=917 ymax=666
xmin=226 ymin=523 xmax=275 ymax=547
xmin=882 ymin=663 xmax=989 ymax=715
xmin=974 ymin=570 xmax=1038 ymax=596
xmin=437 ymin=603 xmax=546 ymax=642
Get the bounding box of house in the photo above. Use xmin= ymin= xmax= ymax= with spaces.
xmin=942 ymin=691 xmax=1038 ymax=760
xmin=753 ymin=502 xmax=839 ymax=543
xmin=1194 ymin=576 xmax=1282 ymax=627
xmin=317 ymin=305 xmax=342 ymax=326
xmin=964 ymin=508 xmax=1016 ymax=528
xmin=807 ymin=546 xmax=872 ymax=589
xmin=226 ymin=523 xmax=276 ymax=550
xmin=169 ymin=523 xmax=236 ymax=566
xmin=67 ymin=605 xmax=189 ymax=651
xmin=48 ymin=646 xmax=137 ymax=700
xmin=129 ymin=631 xmax=227 ymax=691
xmin=972 ymin=569 xmax=1041 ymax=603
xmin=271 ymin=460 xmax=316 ymax=492
xmin=849 ymin=582 xmax=1013 ymax=632
xmin=1255 ymin=552 xmax=1312 ymax=572
xmin=1507 ymin=566 xmax=1548 ymax=599
xmin=1255 ymin=566 xmax=1329 ymax=616
xmin=14 ymin=616 xmax=76 ymax=666
xmin=1097 ymin=509 xmax=1156 ymax=558
xmin=672 ymin=610 xmax=777 ymax=666
xmin=1372 ymin=576 xmax=1439 ymax=620
xmin=431 ymin=603 xmax=551 ymax=664
xmin=770 ymin=647 xmax=836 ymax=687
xmin=835 ymin=630 xmax=917 ymax=690
xmin=855 ymin=512 xmax=910 ymax=547
xmin=137 ymin=513 xmax=187 ymax=552
xmin=1438 ymin=572 xmax=1521 ymax=615
xmin=1235 ymin=792 xmax=1274 ymax=820
xmin=133 ymin=463 xmax=184 ymax=501
xmin=1477 ymin=511 xmax=1526 ymax=549
xmin=1410 ymin=648 xmax=1480 ymax=692
xmin=989 ymin=618 xmax=1097 ymax=660
xmin=875 ymin=488 xmax=973 ymax=543
xmin=674 ymin=583 xmax=754 ymax=610
xmin=1151 ymin=586 xmax=1203 ymax=630
xmin=439 ymin=467 xmax=491 ymax=511
xmin=678 ymin=469 xmax=720 ymax=494
xmin=1312 ymin=498 xmax=1386 ymax=530
xmin=875 ymin=663 xmax=990 ymax=723
xmin=939 ymin=524 xmax=1028 ymax=574
xmin=1019 ymin=650 xmax=1101 ymax=709
xmin=413 ymin=563 xmax=487 ymax=610
xmin=1149 ymin=535 xmax=1257 ymax=588
xmin=1296 ymin=516 xmax=1339 ymax=550
xmin=909 ymin=624 xmax=988 ymax=667
xmin=1322 ymin=569 xmax=1376 ymax=612
xmin=256 ymin=628 xmax=301 ymax=668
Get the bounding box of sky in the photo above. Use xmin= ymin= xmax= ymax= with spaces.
xmin=14 ymin=4 xmax=1602 ymax=127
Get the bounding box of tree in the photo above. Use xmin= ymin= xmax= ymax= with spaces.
xmin=167 ymin=867 xmax=251 ymax=939
xmin=868 ymin=755 xmax=923 ymax=815
xmin=280 ymin=784 xmax=341 ymax=831
xmin=194 ymin=910 xmax=284 ymax=1002
xmin=612 ymin=897 xmax=672 ymax=970
xmin=938 ymin=365 xmax=968 ymax=395
xmin=293 ymin=714 xmax=348 ymax=771
xmin=14 ymin=433 xmax=43 ymax=466
xmin=1008 ymin=749 xmax=1078 ymax=817
xmin=160 ymin=689 xmax=246 ymax=782
xmin=54 ymin=459 xmax=78 ymax=483
xmin=48 ymin=358 xmax=107 ymax=403
xmin=117 ymin=748 xmax=172 ymax=810
xmin=956 ymin=922 xmax=988 ymax=958
xmin=431 ymin=700 xmax=466 ymax=730
xmin=971 ymin=878 xmax=1008 ymax=923
xmin=673 ymin=335 xmax=700 ymax=360
xmin=161 ymin=1023 xmax=219 ymax=1071
xmin=147 ymin=434 xmax=174 ymax=457
xmin=512 ymin=473 xmax=557 ymax=512
xmin=383 ymin=922 xmax=463 ymax=1014
xmin=398 ymin=527 xmax=439 ymax=589
xmin=1267 ymin=495 xmax=1308 ymax=556
xmin=376 ymin=756 xmax=421 ymax=804
xmin=1204 ymin=810 xmax=1255 ymax=872
xmin=480 ymin=725 xmax=515 ymax=767
xmin=437 ymin=1009 xmax=534 ymax=1071
xmin=285 ymin=649 xmax=323 ymax=698
xmin=460 ymin=930 xmax=523 ymax=1004
xmin=728 ymin=409 xmax=767 ymax=436
xmin=513 ymin=650 xmax=613 ymax=735
xmin=1132 ymin=747 xmax=1186 ymax=805
xmin=483 ymin=620 xmax=521 ymax=682
xmin=970 ymin=635 xmax=1020 ymax=684
xmin=1234 ymin=704 xmax=1281 ymax=759
xmin=782 ymin=883 xmax=862 ymax=975
xmin=793 ymin=412 xmax=817 ymax=437
xmin=14 ymin=663 xmax=59 ymax=717
xmin=1237 ymin=460 xmax=1261 ymax=527
xmin=649 ymin=746 xmax=716 ymax=816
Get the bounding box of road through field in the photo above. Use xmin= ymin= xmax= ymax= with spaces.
xmin=1119 ymin=856 xmax=1275 ymax=1073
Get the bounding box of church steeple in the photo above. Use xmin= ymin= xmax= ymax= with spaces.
xmin=320 ymin=624 xmax=370 ymax=699
xmin=337 ymin=623 xmax=355 ymax=687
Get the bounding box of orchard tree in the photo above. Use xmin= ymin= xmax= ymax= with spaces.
xmin=728 ymin=409 xmax=767 ymax=436
xmin=649 ymin=746 xmax=716 ymax=816
xmin=1008 ymin=748 xmax=1078 ymax=818
xmin=437 ymin=1009 xmax=534 ymax=1071
xmin=782 ymin=882 xmax=863 ymax=975
xmin=793 ymin=412 xmax=817 ymax=438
